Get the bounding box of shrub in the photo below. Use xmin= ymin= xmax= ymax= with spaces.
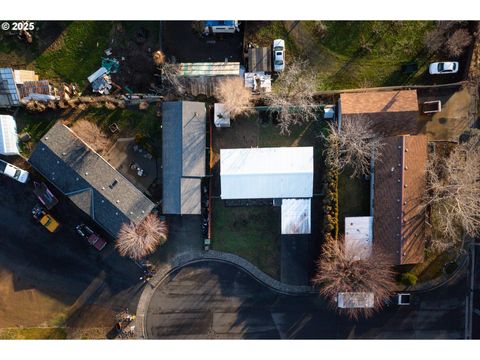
xmin=399 ymin=272 xmax=418 ymax=286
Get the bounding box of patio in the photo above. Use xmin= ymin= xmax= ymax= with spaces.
xmin=104 ymin=138 xmax=160 ymax=198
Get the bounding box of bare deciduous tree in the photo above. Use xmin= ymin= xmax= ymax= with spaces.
xmin=264 ymin=59 xmax=317 ymax=135
xmin=159 ymin=62 xmax=184 ymax=94
xmin=115 ymin=214 xmax=168 ymax=260
xmin=424 ymin=21 xmax=471 ymax=54
xmin=322 ymin=116 xmax=383 ymax=178
xmin=446 ymin=28 xmax=473 ymax=57
xmin=215 ymin=77 xmax=253 ymax=118
xmin=71 ymin=120 xmax=112 ymax=154
xmin=424 ymin=134 xmax=480 ymax=251
xmin=313 ymin=235 xmax=396 ymax=320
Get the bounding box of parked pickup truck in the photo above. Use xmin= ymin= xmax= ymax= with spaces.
xmin=76 ymin=224 xmax=107 ymax=251
xmin=32 ymin=204 xmax=60 ymax=233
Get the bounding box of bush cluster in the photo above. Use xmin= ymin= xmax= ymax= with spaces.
xmin=398 ymin=272 xmax=418 ymax=286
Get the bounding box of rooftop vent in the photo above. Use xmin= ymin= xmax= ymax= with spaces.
xmin=109 ymin=179 xmax=119 ymax=189
xmin=85 ymin=172 xmax=88 ymax=176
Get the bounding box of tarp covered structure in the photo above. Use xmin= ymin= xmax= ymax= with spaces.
xmin=220 ymin=147 xmax=314 ymax=199
xmin=0 ymin=115 xmax=19 ymax=155
xmin=337 ymin=292 xmax=375 ymax=308
xmin=281 ymin=198 xmax=311 ymax=234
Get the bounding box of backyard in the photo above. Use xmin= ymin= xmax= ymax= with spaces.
xmin=210 ymin=112 xmax=327 ymax=278
xmin=246 ymin=21 xmax=438 ymax=89
xmin=15 ymin=106 xmax=161 ymax=157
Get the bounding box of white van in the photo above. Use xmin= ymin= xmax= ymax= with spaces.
xmin=0 ymin=159 xmax=29 ymax=183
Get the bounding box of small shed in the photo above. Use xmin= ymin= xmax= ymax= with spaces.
xmin=337 ymin=292 xmax=375 ymax=308
xmin=0 ymin=115 xmax=20 ymax=155
xmin=345 ymin=216 xmax=373 ymax=261
xmin=214 ymin=103 xmax=231 ymax=127
xmin=281 ymin=198 xmax=311 ymax=234
xmin=248 ymin=47 xmax=271 ymax=73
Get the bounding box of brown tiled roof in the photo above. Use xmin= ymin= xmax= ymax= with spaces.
xmin=341 ymin=90 xmax=420 ymax=136
xmin=373 ymin=135 xmax=427 ymax=265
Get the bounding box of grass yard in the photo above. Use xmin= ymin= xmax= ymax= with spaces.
xmin=0 ymin=327 xmax=67 ymax=340
xmin=338 ymin=170 xmax=371 ymax=235
xmin=246 ymin=21 xmax=435 ymax=90
xmin=211 ymin=199 xmax=281 ymax=278
xmin=34 ymin=21 xmax=113 ymax=85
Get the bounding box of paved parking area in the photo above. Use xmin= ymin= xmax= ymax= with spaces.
xmin=145 ymin=261 xmax=467 ymax=339
xmin=162 ymin=21 xmax=243 ymax=63
xmin=0 ymin=169 xmax=143 ymax=332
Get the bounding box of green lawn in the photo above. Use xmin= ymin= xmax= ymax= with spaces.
xmin=34 ymin=21 xmax=113 ymax=84
xmin=338 ymin=170 xmax=371 ymax=234
xmin=248 ymin=21 xmax=435 ymax=90
xmin=0 ymin=327 xmax=67 ymax=340
xmin=211 ymin=199 xmax=281 ymax=278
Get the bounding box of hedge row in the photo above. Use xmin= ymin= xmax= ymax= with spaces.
xmin=322 ymin=158 xmax=339 ymax=241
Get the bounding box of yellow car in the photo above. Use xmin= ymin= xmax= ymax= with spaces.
xmin=32 ymin=204 xmax=60 ymax=233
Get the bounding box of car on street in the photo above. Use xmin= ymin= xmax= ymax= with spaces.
xmin=32 ymin=204 xmax=60 ymax=233
xmin=0 ymin=159 xmax=29 ymax=183
xmin=273 ymin=39 xmax=285 ymax=72
xmin=76 ymin=223 xmax=107 ymax=251
xmin=429 ymin=61 xmax=459 ymax=75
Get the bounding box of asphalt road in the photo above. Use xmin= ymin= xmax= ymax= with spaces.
xmin=146 ymin=261 xmax=467 ymax=339
xmin=0 ymin=173 xmax=144 ymax=329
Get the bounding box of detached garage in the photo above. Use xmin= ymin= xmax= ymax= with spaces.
xmin=220 ymin=147 xmax=314 ymax=200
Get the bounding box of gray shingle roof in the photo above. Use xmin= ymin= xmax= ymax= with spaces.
xmin=28 ymin=123 xmax=155 ymax=236
xmin=162 ymin=101 xmax=206 ymax=214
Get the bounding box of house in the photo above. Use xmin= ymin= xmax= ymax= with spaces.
xmin=373 ymin=135 xmax=427 ymax=265
xmin=0 ymin=115 xmax=20 ymax=156
xmin=220 ymin=147 xmax=314 ymax=200
xmin=28 ymin=123 xmax=155 ymax=237
xmin=248 ymin=47 xmax=271 ymax=73
xmin=162 ymin=101 xmax=206 ymax=215
xmin=339 ymin=90 xmax=420 ymax=136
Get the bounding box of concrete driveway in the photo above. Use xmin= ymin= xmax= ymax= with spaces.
xmin=0 ymin=172 xmax=143 ymax=335
xmin=145 ymin=261 xmax=467 ymax=339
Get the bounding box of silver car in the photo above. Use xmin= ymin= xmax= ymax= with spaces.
xmin=273 ymin=39 xmax=285 ymax=72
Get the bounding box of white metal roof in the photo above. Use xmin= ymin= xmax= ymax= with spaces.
xmin=345 ymin=216 xmax=373 ymax=261
xmin=178 ymin=62 xmax=241 ymax=77
xmin=337 ymin=292 xmax=374 ymax=308
xmin=220 ymin=147 xmax=313 ymax=199
xmin=0 ymin=115 xmax=19 ymax=155
xmin=281 ymin=198 xmax=311 ymax=234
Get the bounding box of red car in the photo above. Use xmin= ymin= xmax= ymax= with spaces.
xmin=76 ymin=224 xmax=107 ymax=251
